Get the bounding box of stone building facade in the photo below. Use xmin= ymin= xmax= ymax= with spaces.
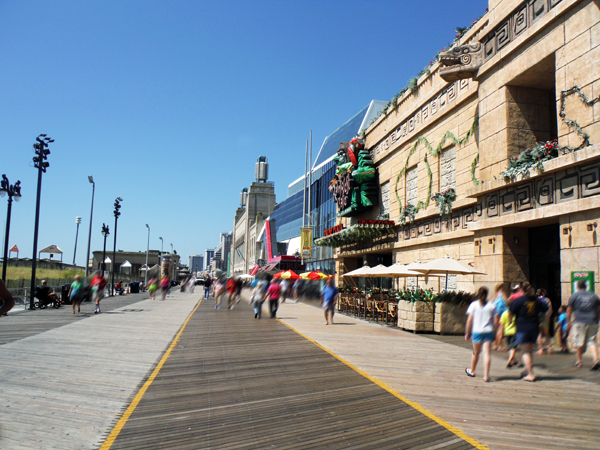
xmin=335 ymin=0 xmax=600 ymax=306
xmin=231 ymin=181 xmax=276 ymax=275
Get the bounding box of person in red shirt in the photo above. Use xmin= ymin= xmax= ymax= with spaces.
xmin=263 ymin=279 xmax=281 ymax=318
xmin=91 ymin=271 xmax=107 ymax=313
xmin=226 ymin=278 xmax=237 ymax=309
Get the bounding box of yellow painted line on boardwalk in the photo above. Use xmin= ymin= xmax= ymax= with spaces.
xmin=278 ymin=319 xmax=489 ymax=450
xmin=99 ymin=299 xmax=203 ymax=449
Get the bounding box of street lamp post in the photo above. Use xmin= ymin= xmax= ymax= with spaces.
xmin=170 ymin=243 xmax=173 ymax=254
xmin=159 ymin=236 xmax=163 ymax=254
xmin=84 ymin=176 xmax=95 ymax=281
xmin=73 ymin=216 xmax=82 ymax=265
xmin=101 ymin=224 xmax=110 ymax=274
xmin=111 ymin=197 xmax=122 ymax=296
xmin=0 ymin=175 xmax=22 ymax=282
xmin=145 ymin=224 xmax=150 ymax=285
xmin=30 ymin=134 xmax=53 ymax=310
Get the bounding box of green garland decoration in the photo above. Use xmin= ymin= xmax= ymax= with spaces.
xmin=394 ymin=114 xmax=479 ymax=217
xmin=559 ymin=86 xmax=600 ymax=152
xmin=470 ymin=152 xmax=480 ymax=186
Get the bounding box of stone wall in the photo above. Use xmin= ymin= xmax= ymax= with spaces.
xmin=405 ymin=166 xmax=418 ymax=207
xmin=338 ymin=0 xmax=600 ymax=300
xmin=439 ymin=146 xmax=456 ymax=192
xmin=559 ymin=209 xmax=600 ymax=303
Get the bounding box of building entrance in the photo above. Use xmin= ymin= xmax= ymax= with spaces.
xmin=528 ymin=223 xmax=561 ymax=312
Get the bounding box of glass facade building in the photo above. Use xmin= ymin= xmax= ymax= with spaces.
xmin=266 ymin=100 xmax=386 ymax=273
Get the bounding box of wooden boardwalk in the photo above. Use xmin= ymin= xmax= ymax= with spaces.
xmin=0 ymin=291 xmax=201 ymax=450
xmin=274 ymin=301 xmax=600 ymax=450
xmin=101 ymin=299 xmax=476 ymax=450
xmin=0 ymin=293 xmax=149 ymax=345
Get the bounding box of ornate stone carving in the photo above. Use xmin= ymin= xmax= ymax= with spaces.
xmin=439 ymin=43 xmax=484 ymax=82
xmin=482 ymin=0 xmax=561 ymax=62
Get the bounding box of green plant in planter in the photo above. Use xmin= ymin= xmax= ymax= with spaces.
xmin=432 ymin=290 xmax=475 ymax=306
xmin=501 ymin=140 xmax=560 ymax=180
xmin=400 ymin=204 xmax=418 ymax=225
xmin=431 ymin=187 xmax=457 ymax=216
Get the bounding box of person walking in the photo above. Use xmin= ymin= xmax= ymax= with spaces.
xmin=226 ymin=278 xmax=237 ymax=309
xmin=264 ymin=278 xmax=281 ymax=319
xmin=160 ymin=276 xmax=170 ymax=300
xmin=536 ymin=288 xmax=553 ymax=355
xmin=214 ymin=278 xmax=225 ymax=309
xmin=0 ymin=279 xmax=16 ymax=316
xmin=91 ymin=271 xmax=107 ymax=314
xmin=556 ymin=305 xmax=569 ymax=353
xmin=509 ymin=282 xmax=550 ymax=382
xmin=148 ymin=277 xmax=158 ymax=299
xmin=321 ymin=277 xmax=338 ymax=325
xmin=465 ymin=287 xmax=495 ymax=382
xmin=235 ymin=277 xmax=243 ymax=304
xmin=203 ymin=275 xmax=212 ymax=299
xmin=567 ymin=280 xmax=600 ymax=370
xmin=188 ymin=275 xmax=196 ymax=294
xmin=252 ymin=280 xmax=267 ymax=319
xmin=499 ymin=299 xmax=518 ymax=368
xmin=68 ymin=274 xmax=84 ymax=314
xmin=492 ymin=283 xmax=508 ymax=351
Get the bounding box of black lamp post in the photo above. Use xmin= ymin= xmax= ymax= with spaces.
xmin=101 ymin=223 xmax=110 ymax=273
xmin=1 ymin=175 xmax=22 ymax=282
xmin=30 ymin=134 xmax=53 ymax=310
xmin=111 ymin=197 xmax=122 ymax=296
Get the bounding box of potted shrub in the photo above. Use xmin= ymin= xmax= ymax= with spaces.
xmin=433 ymin=291 xmax=475 ymax=334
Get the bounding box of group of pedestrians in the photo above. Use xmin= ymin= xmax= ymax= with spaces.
xmin=465 ymin=280 xmax=600 ymax=382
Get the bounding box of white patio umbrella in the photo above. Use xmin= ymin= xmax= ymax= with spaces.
xmin=410 ymin=255 xmax=486 ymax=290
xmin=362 ymin=264 xmax=423 ymax=324
xmin=368 ymin=263 xmax=421 ymax=277
xmin=343 ymin=265 xmax=373 ymax=277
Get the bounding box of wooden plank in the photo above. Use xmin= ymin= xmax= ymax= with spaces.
xmin=277 ymin=300 xmax=600 ymax=450
xmin=105 ymin=299 xmax=475 ymax=450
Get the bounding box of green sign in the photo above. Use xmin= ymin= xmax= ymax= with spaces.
xmin=571 ymin=271 xmax=595 ymax=294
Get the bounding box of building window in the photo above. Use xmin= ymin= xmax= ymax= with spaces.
xmin=439 ymin=146 xmax=456 ymax=192
xmin=406 ymin=165 xmax=418 ymax=207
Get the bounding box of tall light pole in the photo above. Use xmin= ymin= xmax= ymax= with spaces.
xmin=1 ymin=175 xmax=22 ymax=282
xmin=170 ymin=243 xmax=173 ymax=254
xmin=145 ymin=224 xmax=150 ymax=285
xmin=84 ymin=176 xmax=95 ymax=281
xmin=111 ymin=197 xmax=122 ymax=296
xmin=73 ymin=216 xmax=82 ymax=265
xmin=101 ymin=224 xmax=110 ymax=274
xmin=30 ymin=134 xmax=53 ymax=310
xmin=159 ymin=236 xmax=163 ymax=254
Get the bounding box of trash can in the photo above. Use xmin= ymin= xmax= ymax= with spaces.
xmin=61 ymin=284 xmax=71 ymax=304
xmin=130 ymin=282 xmax=140 ymax=294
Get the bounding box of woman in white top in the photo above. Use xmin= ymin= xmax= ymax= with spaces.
xmin=465 ymin=287 xmax=496 ymax=382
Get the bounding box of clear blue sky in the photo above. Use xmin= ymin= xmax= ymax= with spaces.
xmin=0 ymin=0 xmax=487 ymax=268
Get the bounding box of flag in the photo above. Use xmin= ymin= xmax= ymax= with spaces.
xmin=300 ymin=227 xmax=313 ymax=258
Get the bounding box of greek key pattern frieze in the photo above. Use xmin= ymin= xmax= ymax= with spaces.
xmin=477 ymin=162 xmax=600 ymax=219
xmin=397 ymin=161 xmax=600 ymax=242
xmin=371 ymin=80 xmax=470 ymax=159
xmin=483 ymin=0 xmax=562 ymax=61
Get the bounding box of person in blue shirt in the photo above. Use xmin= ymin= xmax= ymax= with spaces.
xmin=556 ymin=305 xmax=569 ymax=353
xmin=321 ymin=277 xmax=338 ymax=325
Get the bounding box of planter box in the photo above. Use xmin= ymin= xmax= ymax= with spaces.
xmin=398 ymin=301 xmax=434 ymax=332
xmin=397 ymin=300 xmax=409 ymax=328
xmin=434 ymin=302 xmax=469 ymax=334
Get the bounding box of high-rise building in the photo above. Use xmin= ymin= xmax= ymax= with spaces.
xmin=188 ymin=255 xmax=204 ymax=274
xmin=205 ymin=249 xmax=215 ymax=272
xmin=212 ymin=232 xmax=233 ymax=272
